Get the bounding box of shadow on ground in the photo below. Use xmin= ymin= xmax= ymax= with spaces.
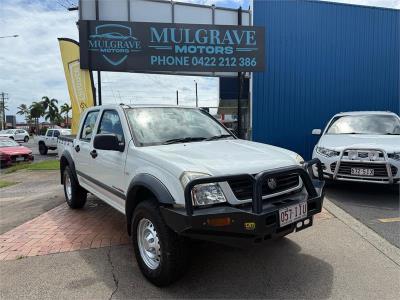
xmin=107 ymin=238 xmax=333 ymax=299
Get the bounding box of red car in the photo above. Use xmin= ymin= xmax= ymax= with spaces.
xmin=0 ymin=137 xmax=33 ymax=167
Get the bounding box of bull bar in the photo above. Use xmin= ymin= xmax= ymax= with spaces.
xmin=184 ymin=158 xmax=324 ymax=215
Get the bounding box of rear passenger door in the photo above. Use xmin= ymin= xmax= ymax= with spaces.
xmin=74 ymin=110 xmax=100 ymax=183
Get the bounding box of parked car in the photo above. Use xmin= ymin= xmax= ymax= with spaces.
xmin=37 ymin=128 xmax=71 ymax=155
xmin=0 ymin=137 xmax=33 ymax=167
xmin=58 ymin=104 xmax=324 ymax=286
xmin=312 ymin=111 xmax=400 ymax=184
xmin=0 ymin=129 xmax=30 ymax=142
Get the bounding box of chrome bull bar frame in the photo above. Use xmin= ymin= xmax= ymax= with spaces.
xmin=332 ymin=148 xmax=394 ymax=184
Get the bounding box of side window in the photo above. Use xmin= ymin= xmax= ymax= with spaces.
xmin=46 ymin=130 xmax=53 ymax=137
xmin=80 ymin=111 xmax=99 ymax=141
xmin=53 ymin=130 xmax=60 ymax=138
xmin=97 ymin=110 xmax=124 ymax=143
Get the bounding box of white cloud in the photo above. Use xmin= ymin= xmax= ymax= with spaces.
xmin=0 ymin=0 xmax=220 ymax=122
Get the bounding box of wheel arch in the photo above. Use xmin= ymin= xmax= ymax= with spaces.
xmin=60 ymin=151 xmax=77 ymax=185
xmin=126 ymin=174 xmax=175 ymax=235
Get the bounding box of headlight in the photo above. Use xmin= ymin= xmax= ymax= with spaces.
xmin=388 ymin=152 xmax=400 ymax=160
xmin=295 ymin=154 xmax=304 ymax=164
xmin=316 ymin=147 xmax=340 ymax=158
xmin=180 ymin=171 xmax=227 ymax=206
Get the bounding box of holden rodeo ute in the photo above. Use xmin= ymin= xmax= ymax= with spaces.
xmin=58 ymin=104 xmax=325 ymax=286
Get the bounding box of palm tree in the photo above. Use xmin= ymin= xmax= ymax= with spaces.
xmin=60 ymin=103 xmax=72 ymax=128
xmin=41 ymin=96 xmax=59 ymax=125
xmin=16 ymin=104 xmax=30 ymax=123
xmin=29 ymin=101 xmax=45 ymax=133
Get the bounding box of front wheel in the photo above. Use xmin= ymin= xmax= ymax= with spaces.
xmin=63 ymin=166 xmax=87 ymax=209
xmin=132 ymin=200 xmax=188 ymax=286
xmin=24 ymin=136 xmax=29 ymax=143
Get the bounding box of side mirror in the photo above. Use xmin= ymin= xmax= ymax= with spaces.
xmin=93 ymin=134 xmax=124 ymax=151
xmin=312 ymin=129 xmax=322 ymax=135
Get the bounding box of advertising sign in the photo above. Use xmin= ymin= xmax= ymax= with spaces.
xmin=58 ymin=38 xmax=95 ymax=134
xmin=79 ymin=21 xmax=265 ymax=73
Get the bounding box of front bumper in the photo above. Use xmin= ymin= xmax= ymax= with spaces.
xmin=161 ymin=159 xmax=325 ymax=247
xmin=314 ymin=148 xmax=400 ymax=184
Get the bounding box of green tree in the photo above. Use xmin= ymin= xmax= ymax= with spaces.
xmin=41 ymin=96 xmax=60 ymax=125
xmin=29 ymin=101 xmax=45 ymax=133
xmin=16 ymin=104 xmax=30 ymax=123
xmin=60 ymin=103 xmax=72 ymax=128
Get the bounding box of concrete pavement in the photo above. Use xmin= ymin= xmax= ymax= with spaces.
xmin=1 ymin=212 xmax=399 ymax=299
xmin=326 ymin=181 xmax=399 ymax=248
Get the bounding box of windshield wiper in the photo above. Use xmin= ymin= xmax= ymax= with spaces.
xmin=384 ymin=133 xmax=400 ymax=135
xmin=162 ymin=137 xmax=206 ymax=145
xmin=205 ymin=134 xmax=233 ymax=141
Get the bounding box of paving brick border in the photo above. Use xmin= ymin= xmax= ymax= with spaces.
xmin=0 ymin=198 xmax=331 ymax=261
xmin=0 ymin=200 xmax=130 ymax=261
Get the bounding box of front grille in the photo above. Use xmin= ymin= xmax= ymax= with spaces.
xmin=330 ymin=162 xmax=397 ymax=177
xmin=228 ymin=174 xmax=300 ymax=200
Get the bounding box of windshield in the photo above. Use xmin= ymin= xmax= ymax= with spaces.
xmin=126 ymin=107 xmax=233 ymax=146
xmin=0 ymin=139 xmax=19 ymax=147
xmin=326 ymin=115 xmax=400 ymax=135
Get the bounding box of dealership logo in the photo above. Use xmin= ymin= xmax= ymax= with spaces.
xmin=267 ymin=178 xmax=277 ymax=190
xmin=88 ymin=24 xmax=141 ymax=66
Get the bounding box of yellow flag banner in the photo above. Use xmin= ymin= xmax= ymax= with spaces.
xmin=58 ymin=38 xmax=95 ymax=134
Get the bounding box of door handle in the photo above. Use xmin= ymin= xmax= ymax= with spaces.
xmin=90 ymin=150 xmax=97 ymax=158
xmin=74 ymin=145 xmax=80 ymax=152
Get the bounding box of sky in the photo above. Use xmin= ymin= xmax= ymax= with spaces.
xmin=0 ymin=0 xmax=399 ymax=122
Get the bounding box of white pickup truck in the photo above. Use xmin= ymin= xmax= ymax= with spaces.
xmin=58 ymin=104 xmax=324 ymax=286
xmin=37 ymin=128 xmax=71 ymax=155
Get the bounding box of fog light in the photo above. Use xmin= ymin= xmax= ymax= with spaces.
xmin=296 ymin=222 xmax=303 ymax=228
xmin=207 ymin=217 xmax=231 ymax=227
xmin=304 ymin=219 xmax=310 ymax=225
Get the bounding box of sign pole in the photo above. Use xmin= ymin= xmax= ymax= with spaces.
xmin=97 ymin=71 xmax=102 ymax=105
xmin=237 ymin=7 xmax=243 ymax=138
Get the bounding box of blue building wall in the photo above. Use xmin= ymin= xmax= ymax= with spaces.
xmin=253 ymin=0 xmax=400 ymax=159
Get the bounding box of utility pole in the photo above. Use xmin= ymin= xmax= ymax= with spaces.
xmin=194 ymin=80 xmax=198 ymax=107
xmin=237 ymin=6 xmax=243 ymax=138
xmin=176 ymin=90 xmax=179 ymax=105
xmin=0 ymin=92 xmax=8 ymax=131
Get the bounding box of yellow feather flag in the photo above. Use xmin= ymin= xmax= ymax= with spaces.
xmin=58 ymin=38 xmax=95 ymax=134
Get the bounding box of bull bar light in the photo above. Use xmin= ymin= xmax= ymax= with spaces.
xmin=180 ymin=171 xmax=227 ymax=206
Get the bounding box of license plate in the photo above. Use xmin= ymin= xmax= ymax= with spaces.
xmin=279 ymin=202 xmax=307 ymax=227
xmin=351 ymin=167 xmax=374 ymax=176
xmin=15 ymin=157 xmax=25 ymax=162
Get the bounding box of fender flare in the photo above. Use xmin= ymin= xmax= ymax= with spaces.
xmin=125 ymin=173 xmax=175 ymax=234
xmin=59 ymin=151 xmax=78 ymax=184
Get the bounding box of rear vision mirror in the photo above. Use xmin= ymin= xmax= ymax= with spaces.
xmin=94 ymin=134 xmax=124 ymax=151
xmin=312 ymin=129 xmax=322 ymax=135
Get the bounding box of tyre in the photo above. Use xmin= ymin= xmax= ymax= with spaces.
xmin=39 ymin=143 xmax=48 ymax=155
xmin=24 ymin=136 xmax=29 ymax=143
xmin=9 ymin=136 xmax=14 ymax=140
xmin=63 ymin=166 xmax=87 ymax=209
xmin=132 ymin=200 xmax=188 ymax=286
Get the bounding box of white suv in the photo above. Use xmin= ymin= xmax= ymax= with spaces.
xmin=312 ymin=111 xmax=400 ymax=184
xmin=0 ymin=129 xmax=30 ymax=142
